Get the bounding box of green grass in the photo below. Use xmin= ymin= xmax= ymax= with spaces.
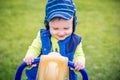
xmin=0 ymin=0 xmax=120 ymax=80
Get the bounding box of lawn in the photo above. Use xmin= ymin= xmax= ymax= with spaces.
xmin=0 ymin=0 xmax=120 ymax=80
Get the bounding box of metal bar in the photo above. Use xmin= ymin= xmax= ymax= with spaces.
xmin=68 ymin=61 xmax=88 ymax=80
xmin=15 ymin=58 xmax=88 ymax=80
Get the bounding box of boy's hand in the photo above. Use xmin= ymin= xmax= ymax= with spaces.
xmin=74 ymin=60 xmax=85 ymax=70
xmin=71 ymin=60 xmax=85 ymax=71
xmin=23 ymin=56 xmax=34 ymax=65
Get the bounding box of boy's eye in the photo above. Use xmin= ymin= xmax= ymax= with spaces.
xmin=64 ymin=28 xmax=69 ymax=30
xmin=53 ymin=28 xmax=58 ymax=30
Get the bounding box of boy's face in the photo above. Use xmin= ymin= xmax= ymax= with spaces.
xmin=49 ymin=17 xmax=73 ymax=40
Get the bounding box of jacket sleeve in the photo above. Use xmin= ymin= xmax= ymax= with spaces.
xmin=73 ymin=42 xmax=85 ymax=76
xmin=25 ymin=31 xmax=42 ymax=58
xmin=73 ymin=42 xmax=85 ymax=65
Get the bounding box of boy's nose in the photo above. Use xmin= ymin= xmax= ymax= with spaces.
xmin=58 ymin=31 xmax=65 ymax=36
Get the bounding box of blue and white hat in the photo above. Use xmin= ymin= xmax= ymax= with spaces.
xmin=44 ymin=0 xmax=77 ymax=32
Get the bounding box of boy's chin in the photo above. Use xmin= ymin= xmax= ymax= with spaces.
xmin=57 ymin=37 xmax=66 ymax=40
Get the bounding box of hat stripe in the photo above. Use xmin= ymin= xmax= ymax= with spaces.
xmin=47 ymin=0 xmax=72 ymax=6
xmin=48 ymin=12 xmax=72 ymax=19
xmin=47 ymin=9 xmax=74 ymax=16
xmin=47 ymin=6 xmax=74 ymax=15
xmin=47 ymin=3 xmax=74 ymax=11
xmin=47 ymin=0 xmax=56 ymax=5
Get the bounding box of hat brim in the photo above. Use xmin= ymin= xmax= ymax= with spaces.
xmin=47 ymin=11 xmax=73 ymax=22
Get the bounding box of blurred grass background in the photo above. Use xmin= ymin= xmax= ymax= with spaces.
xmin=0 ymin=0 xmax=120 ymax=80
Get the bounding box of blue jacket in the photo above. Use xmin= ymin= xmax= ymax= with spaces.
xmin=26 ymin=29 xmax=82 ymax=80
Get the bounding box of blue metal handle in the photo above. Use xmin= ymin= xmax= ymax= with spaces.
xmin=15 ymin=58 xmax=88 ymax=80
xmin=68 ymin=61 xmax=88 ymax=80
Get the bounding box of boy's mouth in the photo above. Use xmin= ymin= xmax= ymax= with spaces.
xmin=57 ymin=35 xmax=66 ymax=40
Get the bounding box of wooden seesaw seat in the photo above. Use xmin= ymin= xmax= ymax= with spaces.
xmin=36 ymin=52 xmax=69 ymax=80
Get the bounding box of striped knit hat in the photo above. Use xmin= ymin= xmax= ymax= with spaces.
xmin=44 ymin=0 xmax=77 ymax=32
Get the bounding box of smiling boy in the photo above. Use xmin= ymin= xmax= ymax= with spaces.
xmin=23 ymin=0 xmax=85 ymax=80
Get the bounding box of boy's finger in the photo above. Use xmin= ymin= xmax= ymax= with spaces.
xmin=70 ymin=68 xmax=74 ymax=70
xmin=32 ymin=64 xmax=37 ymax=67
xmin=75 ymin=65 xmax=80 ymax=70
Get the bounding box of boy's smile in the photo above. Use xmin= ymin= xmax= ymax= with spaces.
xmin=49 ymin=17 xmax=73 ymax=40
